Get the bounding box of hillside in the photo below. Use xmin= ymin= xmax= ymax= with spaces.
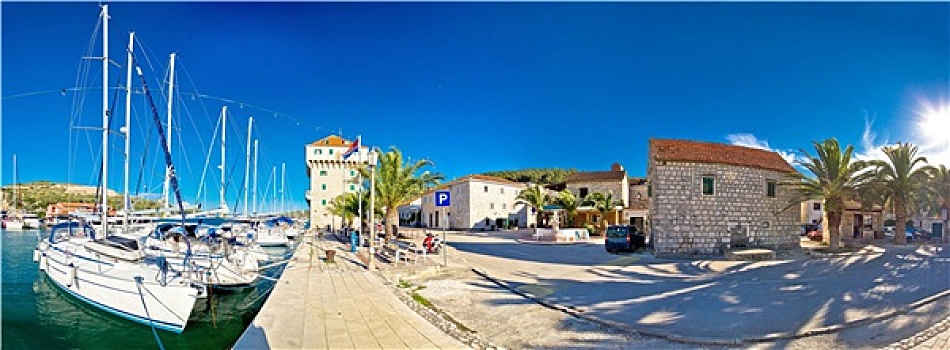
xmin=1 ymin=181 xmax=162 ymax=217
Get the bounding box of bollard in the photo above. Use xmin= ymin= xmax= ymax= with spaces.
xmin=326 ymin=249 xmax=336 ymax=263
xmin=350 ymin=231 xmax=358 ymax=253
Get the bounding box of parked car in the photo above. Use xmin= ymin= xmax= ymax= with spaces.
xmin=605 ymin=225 xmax=646 ymax=253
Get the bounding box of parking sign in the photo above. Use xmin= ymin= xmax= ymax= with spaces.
xmin=435 ymin=191 xmax=450 ymax=207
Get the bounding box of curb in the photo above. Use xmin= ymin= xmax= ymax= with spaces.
xmin=471 ymin=267 xmax=950 ymax=347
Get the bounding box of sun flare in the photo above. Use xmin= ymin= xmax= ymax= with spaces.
xmin=915 ymin=98 xmax=950 ymax=149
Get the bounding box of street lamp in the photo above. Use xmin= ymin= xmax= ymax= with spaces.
xmin=368 ymin=148 xmax=378 ymax=270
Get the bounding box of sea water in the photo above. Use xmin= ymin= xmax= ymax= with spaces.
xmin=2 ymin=229 xmax=287 ymax=349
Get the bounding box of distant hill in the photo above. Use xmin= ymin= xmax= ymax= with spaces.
xmin=1 ymin=181 xmax=161 ymax=217
xmin=482 ymin=168 xmax=578 ymax=185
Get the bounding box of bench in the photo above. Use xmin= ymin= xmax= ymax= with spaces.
xmin=380 ymin=241 xmax=414 ymax=265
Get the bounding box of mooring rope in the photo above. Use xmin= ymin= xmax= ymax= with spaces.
xmin=134 ymin=276 xmax=166 ymax=350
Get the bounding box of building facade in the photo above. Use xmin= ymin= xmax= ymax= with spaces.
xmin=547 ymin=163 xmax=650 ymax=231
xmin=304 ymin=135 xmax=368 ymax=231
xmin=418 ymin=175 xmax=532 ymax=230
xmin=648 ymin=139 xmax=800 ymax=256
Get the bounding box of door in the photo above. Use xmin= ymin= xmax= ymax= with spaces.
xmin=853 ymin=214 xmax=863 ymax=238
xmin=933 ymin=223 xmax=944 ymax=239
xmin=631 ymin=217 xmax=644 ymax=232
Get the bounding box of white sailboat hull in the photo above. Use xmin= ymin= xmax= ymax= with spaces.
xmin=37 ymin=239 xmax=202 ymax=333
xmin=3 ymin=220 xmax=25 ymax=230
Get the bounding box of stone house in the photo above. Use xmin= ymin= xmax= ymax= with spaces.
xmin=547 ymin=164 xmax=650 ymax=231
xmin=418 ymin=175 xmax=532 ymax=230
xmin=647 ymin=139 xmax=800 ymax=256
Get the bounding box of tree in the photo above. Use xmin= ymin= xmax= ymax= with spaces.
xmin=514 ymin=184 xmax=550 ymax=228
xmin=357 ymin=147 xmax=443 ymax=241
xmin=327 ymin=193 xmax=357 ymax=229
xmin=870 ymin=142 xmax=931 ymax=245
xmin=786 ymin=138 xmax=872 ymax=251
xmin=855 ymin=175 xmax=887 ymax=238
xmin=928 ymin=165 xmax=950 ymax=241
xmin=582 ymin=192 xmax=623 ymax=235
xmin=555 ymin=189 xmax=580 ymax=227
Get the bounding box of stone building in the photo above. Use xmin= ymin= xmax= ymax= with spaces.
xmin=418 ymin=175 xmax=532 ymax=230
xmin=648 ymin=139 xmax=800 ymax=256
xmin=304 ymin=135 xmax=368 ymax=231
xmin=547 ymin=164 xmax=650 ymax=231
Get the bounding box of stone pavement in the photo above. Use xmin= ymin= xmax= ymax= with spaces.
xmin=888 ymin=316 xmax=950 ymax=350
xmin=232 ymin=235 xmax=466 ymax=349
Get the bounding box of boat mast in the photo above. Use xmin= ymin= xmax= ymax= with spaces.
xmin=220 ymin=106 xmax=228 ymax=214
xmin=253 ymin=139 xmax=258 ymax=216
xmin=100 ymin=4 xmax=110 ymax=234
xmin=123 ymin=31 xmax=135 ymax=232
xmin=12 ymin=154 xmax=16 ymax=214
xmin=280 ymin=162 xmax=286 ymax=214
xmin=163 ymin=52 xmax=176 ymax=209
xmin=243 ymin=117 xmax=253 ymax=216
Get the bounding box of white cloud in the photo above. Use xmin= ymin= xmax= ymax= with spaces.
xmin=725 ymin=133 xmax=800 ymax=165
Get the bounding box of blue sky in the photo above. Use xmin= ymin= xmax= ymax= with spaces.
xmin=2 ymin=2 xmax=949 ymax=212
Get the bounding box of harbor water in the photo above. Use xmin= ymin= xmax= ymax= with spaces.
xmin=2 ymin=228 xmax=288 ymax=349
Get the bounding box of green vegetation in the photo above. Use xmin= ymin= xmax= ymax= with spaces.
xmin=582 ymin=192 xmax=623 ymax=236
xmin=326 ymin=191 xmax=384 ymax=230
xmin=786 ymin=139 xmax=874 ymax=251
xmin=483 ymin=168 xmax=577 ymax=184
xmin=869 ymin=142 xmax=932 ymax=245
xmin=514 ymin=185 xmax=550 ymax=227
xmin=356 ymin=147 xmax=443 ymax=241
xmin=554 ymin=189 xmax=579 ymax=227
xmin=1 ymin=181 xmax=162 ymax=218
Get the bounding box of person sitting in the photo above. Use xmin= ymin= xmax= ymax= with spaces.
xmin=423 ymin=233 xmax=435 ymax=253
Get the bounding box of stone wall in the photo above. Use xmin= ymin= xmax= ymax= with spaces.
xmin=648 ymin=161 xmax=800 ymax=256
xmin=566 ymin=179 xmax=628 ymax=205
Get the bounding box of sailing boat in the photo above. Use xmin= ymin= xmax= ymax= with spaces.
xmin=34 ymin=5 xmax=204 ymax=333
xmin=3 ymin=154 xmax=25 ymax=230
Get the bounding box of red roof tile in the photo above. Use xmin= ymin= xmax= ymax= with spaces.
xmin=650 ymin=139 xmax=795 ymax=173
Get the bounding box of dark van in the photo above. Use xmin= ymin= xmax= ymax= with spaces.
xmin=605 ymin=225 xmax=646 ymax=253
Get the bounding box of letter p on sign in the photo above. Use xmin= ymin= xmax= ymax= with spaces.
xmin=435 ymin=191 xmax=450 ymax=207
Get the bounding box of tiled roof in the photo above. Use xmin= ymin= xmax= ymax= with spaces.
xmin=308 ymin=135 xmax=351 ymax=147
xmin=650 ymin=139 xmax=795 ymax=173
xmin=628 ymin=177 xmax=646 ymax=185
xmin=566 ymin=171 xmax=626 ymax=182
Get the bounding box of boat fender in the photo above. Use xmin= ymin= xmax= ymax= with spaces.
xmin=33 ymin=248 xmax=40 ymax=263
xmin=68 ymin=263 xmax=77 ymax=286
xmin=39 ymin=253 xmax=47 ymax=272
xmin=155 ymin=256 xmax=169 ymax=286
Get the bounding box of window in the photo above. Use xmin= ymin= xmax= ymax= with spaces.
xmin=313 ymin=149 xmax=321 ymax=155
xmin=502 ymin=203 xmax=506 ymax=209
xmin=813 ymin=203 xmax=821 ymax=211
xmin=647 ymin=184 xmax=652 ymax=197
xmin=484 ymin=186 xmax=489 ymax=193
xmin=321 ymin=199 xmax=327 ymax=206
xmin=500 ymin=188 xmax=504 ymax=194
xmin=766 ymin=180 xmax=776 ymax=197
xmin=579 ymin=187 xmax=589 ymax=198
xmin=702 ymin=176 xmax=715 ymax=195
xmin=321 ymin=184 xmax=327 ymax=191
xmin=350 ymin=170 xmax=355 ymax=176
xmin=349 ymin=184 xmax=355 ymax=191
xmin=490 ymin=203 xmax=494 ymax=209
xmin=319 ymin=170 xmax=328 ymax=176
xmin=329 ymin=149 xmax=334 ymax=155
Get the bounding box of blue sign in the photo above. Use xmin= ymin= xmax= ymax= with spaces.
xmin=435 ymin=191 xmax=450 ymax=207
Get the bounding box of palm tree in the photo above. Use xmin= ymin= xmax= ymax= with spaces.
xmin=928 ymin=165 xmax=950 ymax=241
xmin=327 ymin=193 xmax=357 ymax=229
xmin=555 ymin=189 xmax=580 ymax=227
xmin=583 ymin=192 xmax=623 ymax=236
xmin=514 ymin=184 xmax=550 ymax=229
xmin=357 ymin=147 xmax=443 ymax=241
xmin=786 ymin=138 xmax=872 ymax=251
xmin=870 ymin=142 xmax=931 ymax=245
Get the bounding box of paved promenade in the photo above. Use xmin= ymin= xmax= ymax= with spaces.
xmin=233 ymin=235 xmax=465 ymax=349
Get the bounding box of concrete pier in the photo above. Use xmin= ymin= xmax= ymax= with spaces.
xmin=233 ymin=235 xmax=465 ymax=349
